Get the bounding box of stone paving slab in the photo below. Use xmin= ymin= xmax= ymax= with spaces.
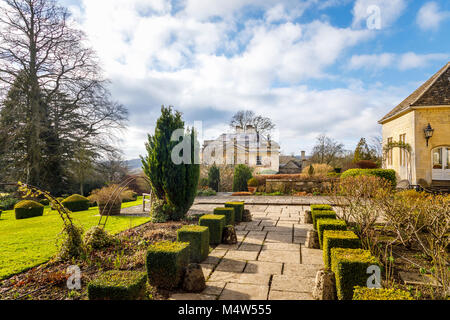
xmin=244 ymin=261 xmax=283 ymax=275
xmin=271 ymin=275 xmax=316 ymax=293
xmin=258 ymin=250 xmax=300 ymax=264
xmin=219 ymin=283 xmax=269 ymax=300
xmin=174 ymin=201 xmax=327 ymax=301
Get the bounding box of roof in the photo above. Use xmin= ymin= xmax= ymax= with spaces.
xmin=379 ymin=61 xmax=450 ymax=124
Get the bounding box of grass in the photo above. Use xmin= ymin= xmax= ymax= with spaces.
xmin=0 ymin=197 xmax=150 ymax=280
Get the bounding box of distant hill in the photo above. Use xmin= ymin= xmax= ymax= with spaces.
xmin=126 ymin=159 xmax=142 ymax=173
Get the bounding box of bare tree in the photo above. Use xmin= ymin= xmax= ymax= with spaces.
xmin=0 ymin=0 xmax=127 ymax=192
xmin=310 ymin=134 xmax=345 ymax=166
xmin=230 ymin=110 xmax=275 ymax=137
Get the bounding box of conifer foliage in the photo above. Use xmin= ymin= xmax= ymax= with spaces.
xmin=141 ymin=106 xmax=200 ymax=220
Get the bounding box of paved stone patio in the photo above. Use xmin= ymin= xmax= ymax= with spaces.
xmin=171 ymin=203 xmax=324 ymax=300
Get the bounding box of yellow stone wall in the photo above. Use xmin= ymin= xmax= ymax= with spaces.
xmin=381 ymin=111 xmax=416 ymax=183
xmin=381 ymin=107 xmax=450 ymax=185
xmin=414 ymin=107 xmax=450 ymax=184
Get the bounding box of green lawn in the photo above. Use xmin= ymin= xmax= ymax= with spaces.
xmin=0 ymin=197 xmax=150 ymax=280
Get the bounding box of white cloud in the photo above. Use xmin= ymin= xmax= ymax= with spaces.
xmin=349 ymin=52 xmax=449 ymax=71
xmin=352 ymin=0 xmax=406 ymax=29
xmin=66 ymin=0 xmax=420 ymax=159
xmin=416 ymin=2 xmax=450 ymax=31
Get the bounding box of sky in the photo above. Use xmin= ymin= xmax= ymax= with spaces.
xmin=60 ymin=0 xmax=450 ymax=159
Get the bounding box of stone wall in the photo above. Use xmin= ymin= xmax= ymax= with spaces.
xmin=265 ymin=179 xmax=333 ymax=194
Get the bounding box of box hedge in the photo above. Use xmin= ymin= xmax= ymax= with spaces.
xmin=341 ymin=169 xmax=397 ymax=187
xmin=323 ymin=230 xmax=361 ymax=269
xmin=317 ymin=219 xmax=347 ymax=249
xmin=352 ymin=286 xmax=414 ymax=300
xmin=146 ymin=241 xmax=190 ymax=289
xmin=225 ymin=202 xmax=244 ymax=223
xmin=62 ymin=194 xmax=90 ymax=212
xmin=310 ymin=204 xmax=332 ymax=211
xmin=87 ymin=270 xmax=147 ymax=300
xmin=14 ymin=200 xmax=45 ymax=220
xmin=331 ymin=248 xmax=381 ymax=300
xmin=214 ymin=207 xmax=235 ymax=225
xmin=199 ymin=214 xmax=226 ymax=245
xmin=177 ymin=225 xmax=209 ymax=263
xmin=311 ymin=210 xmax=336 ymax=230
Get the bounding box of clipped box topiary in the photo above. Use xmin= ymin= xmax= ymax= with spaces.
xmin=317 ymin=219 xmax=347 ymax=249
xmin=146 ymin=241 xmax=190 ymax=289
xmin=14 ymin=200 xmax=44 ymax=220
xmin=311 ymin=210 xmax=336 ymax=230
xmin=331 ymin=248 xmax=381 ymax=300
xmin=352 ymin=286 xmax=414 ymax=300
xmin=224 ymin=202 xmax=244 ymax=223
xmin=62 ymin=194 xmax=90 ymax=212
xmin=199 ymin=214 xmax=226 ymax=245
xmin=310 ymin=204 xmax=332 ymax=211
xmin=87 ymin=270 xmax=147 ymax=300
xmin=214 ymin=207 xmax=235 ymax=225
xmin=323 ymin=230 xmax=361 ymax=269
xmin=177 ymin=225 xmax=210 ymax=263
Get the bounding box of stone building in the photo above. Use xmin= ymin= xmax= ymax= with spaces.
xmin=378 ymin=62 xmax=450 ymax=189
xmin=201 ymin=125 xmax=280 ymax=173
xmin=279 ymin=152 xmax=310 ymax=174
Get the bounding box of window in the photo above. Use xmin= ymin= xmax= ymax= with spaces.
xmin=256 ymin=156 xmax=262 ymax=166
xmin=387 ymin=137 xmax=393 ymax=165
xmin=447 ymin=148 xmax=450 ymax=170
xmin=433 ymin=148 xmax=442 ymax=169
xmin=399 ymin=134 xmax=406 ymax=166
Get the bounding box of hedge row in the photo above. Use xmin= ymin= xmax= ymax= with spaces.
xmin=352 ymin=286 xmax=414 ymax=300
xmin=317 ymin=219 xmax=347 ymax=249
xmin=14 ymin=200 xmax=44 ymax=220
xmin=311 ymin=210 xmax=336 ymax=230
xmin=88 ymin=270 xmax=147 ymax=300
xmin=341 ymin=169 xmax=397 ymax=187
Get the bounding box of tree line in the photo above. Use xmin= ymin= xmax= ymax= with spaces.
xmin=0 ymin=0 xmax=128 ymax=195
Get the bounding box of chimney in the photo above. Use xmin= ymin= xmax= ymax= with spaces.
xmin=301 ymin=151 xmax=306 ymax=161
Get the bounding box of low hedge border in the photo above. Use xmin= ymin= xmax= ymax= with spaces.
xmin=214 ymin=207 xmax=235 ymax=225
xmin=177 ymin=225 xmax=209 ymax=263
xmin=14 ymin=200 xmax=45 ymax=220
xmin=311 ymin=210 xmax=336 ymax=230
xmin=87 ymin=270 xmax=147 ymax=300
xmin=317 ymin=219 xmax=347 ymax=249
xmin=310 ymin=204 xmax=332 ymax=211
xmin=224 ymin=202 xmax=244 ymax=223
xmin=331 ymin=248 xmax=381 ymax=300
xmin=146 ymin=241 xmax=190 ymax=290
xmin=323 ymin=230 xmax=361 ymax=269
xmin=352 ymin=286 xmax=414 ymax=300
xmin=62 ymin=194 xmax=90 ymax=212
xmin=341 ymin=169 xmax=397 ymax=187
xmin=199 ymin=214 xmax=226 ymax=245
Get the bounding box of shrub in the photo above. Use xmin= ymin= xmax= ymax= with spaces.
xmin=232 ymin=164 xmax=253 ymax=192
xmin=0 ymin=196 xmax=19 ymax=210
xmin=225 ymin=202 xmax=244 ymax=223
xmin=355 ymin=160 xmax=378 ymax=169
xmin=146 ymin=241 xmax=190 ymax=289
xmin=199 ymin=177 xmax=209 ymax=188
xmin=88 ymin=270 xmax=147 ymax=300
xmin=331 ymin=248 xmax=381 ymax=300
xmin=83 ymin=226 xmax=115 ymax=251
xmin=310 ymin=204 xmax=332 ymax=211
xmin=208 ymin=164 xmax=220 ymax=192
xmin=62 ymin=194 xmax=90 ymax=212
xmin=122 ymin=190 xmax=137 ymax=202
xmin=149 ymin=198 xmax=170 ymax=223
xmin=199 ymin=214 xmax=226 ymax=245
xmin=214 ymin=207 xmax=235 ymax=225
xmin=39 ymin=199 xmax=50 ymax=206
xmin=247 ymin=178 xmax=258 ymax=187
xmin=302 ymin=163 xmax=333 ymax=176
xmin=197 ymin=188 xmax=217 ymax=197
xmin=141 ymin=106 xmax=200 ymax=221
xmin=352 ymin=286 xmax=414 ymax=300
xmin=311 ymin=210 xmax=336 ymax=230
xmin=14 ymin=200 xmax=44 ymax=220
xmin=317 ymin=219 xmax=347 ymax=249
xmin=89 ymin=185 xmax=132 ymax=207
xmin=323 ymin=230 xmax=361 ymax=269
xmin=177 ymin=225 xmax=209 ymax=263
xmin=341 ymin=169 xmax=397 ymax=187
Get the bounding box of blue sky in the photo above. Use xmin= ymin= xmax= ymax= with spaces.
xmin=60 ymin=0 xmax=450 ymax=159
